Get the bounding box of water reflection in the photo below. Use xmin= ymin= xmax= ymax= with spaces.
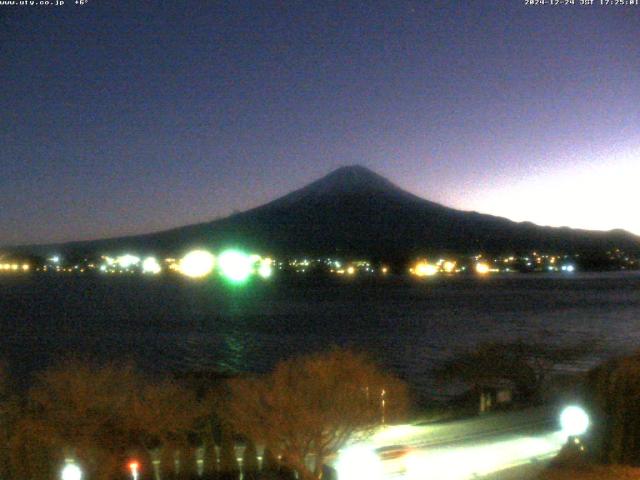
xmin=0 ymin=272 xmax=639 ymax=396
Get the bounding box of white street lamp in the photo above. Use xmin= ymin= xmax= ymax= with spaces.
xmin=61 ymin=463 xmax=82 ymax=480
xmin=560 ymin=405 xmax=590 ymax=437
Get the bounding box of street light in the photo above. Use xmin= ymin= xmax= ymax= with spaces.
xmin=129 ymin=461 xmax=140 ymax=480
xmin=560 ymin=405 xmax=590 ymax=437
xmin=61 ymin=463 xmax=82 ymax=480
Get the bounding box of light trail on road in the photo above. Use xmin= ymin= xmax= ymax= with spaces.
xmin=402 ymin=430 xmax=565 ymax=479
xmin=335 ymin=407 xmax=569 ymax=480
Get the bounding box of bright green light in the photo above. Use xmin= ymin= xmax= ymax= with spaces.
xmin=218 ymin=250 xmax=252 ymax=283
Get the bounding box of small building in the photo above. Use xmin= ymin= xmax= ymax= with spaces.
xmin=478 ymin=380 xmax=513 ymax=414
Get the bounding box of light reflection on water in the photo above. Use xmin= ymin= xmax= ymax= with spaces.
xmin=1 ymin=272 xmax=639 ymax=398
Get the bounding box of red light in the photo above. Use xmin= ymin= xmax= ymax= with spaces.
xmin=129 ymin=461 xmax=139 ymax=471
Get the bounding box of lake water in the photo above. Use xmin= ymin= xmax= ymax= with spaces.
xmin=1 ymin=272 xmax=639 ymax=399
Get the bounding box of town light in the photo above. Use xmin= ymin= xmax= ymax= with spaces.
xmin=179 ymin=250 xmax=215 ymax=278
xmin=117 ymin=254 xmax=141 ymax=269
xmin=443 ymin=261 xmax=456 ymax=273
xmin=475 ymin=262 xmax=490 ymax=275
xmin=218 ymin=250 xmax=252 ymax=283
xmin=414 ymin=261 xmax=438 ymax=277
xmin=142 ymin=257 xmax=162 ymax=274
xmin=560 ymin=406 xmax=590 ymax=437
xmin=61 ymin=463 xmax=82 ymax=480
xmin=258 ymin=260 xmax=273 ymax=279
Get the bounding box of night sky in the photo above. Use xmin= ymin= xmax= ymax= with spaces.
xmin=2 ymin=0 xmax=639 ymax=246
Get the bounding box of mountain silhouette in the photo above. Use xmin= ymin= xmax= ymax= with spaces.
xmin=9 ymin=165 xmax=640 ymax=261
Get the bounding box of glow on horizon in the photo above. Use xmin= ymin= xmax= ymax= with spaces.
xmin=463 ymin=149 xmax=640 ymax=236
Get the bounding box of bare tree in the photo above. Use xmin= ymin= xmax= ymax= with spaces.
xmin=131 ymin=378 xmax=205 ymax=480
xmin=242 ymin=438 xmax=259 ymax=480
xmin=9 ymin=359 xmax=204 ymax=480
xmin=220 ymin=348 xmax=409 ymax=480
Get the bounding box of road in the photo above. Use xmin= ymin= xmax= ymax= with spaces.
xmin=334 ymin=406 xmax=568 ymax=480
